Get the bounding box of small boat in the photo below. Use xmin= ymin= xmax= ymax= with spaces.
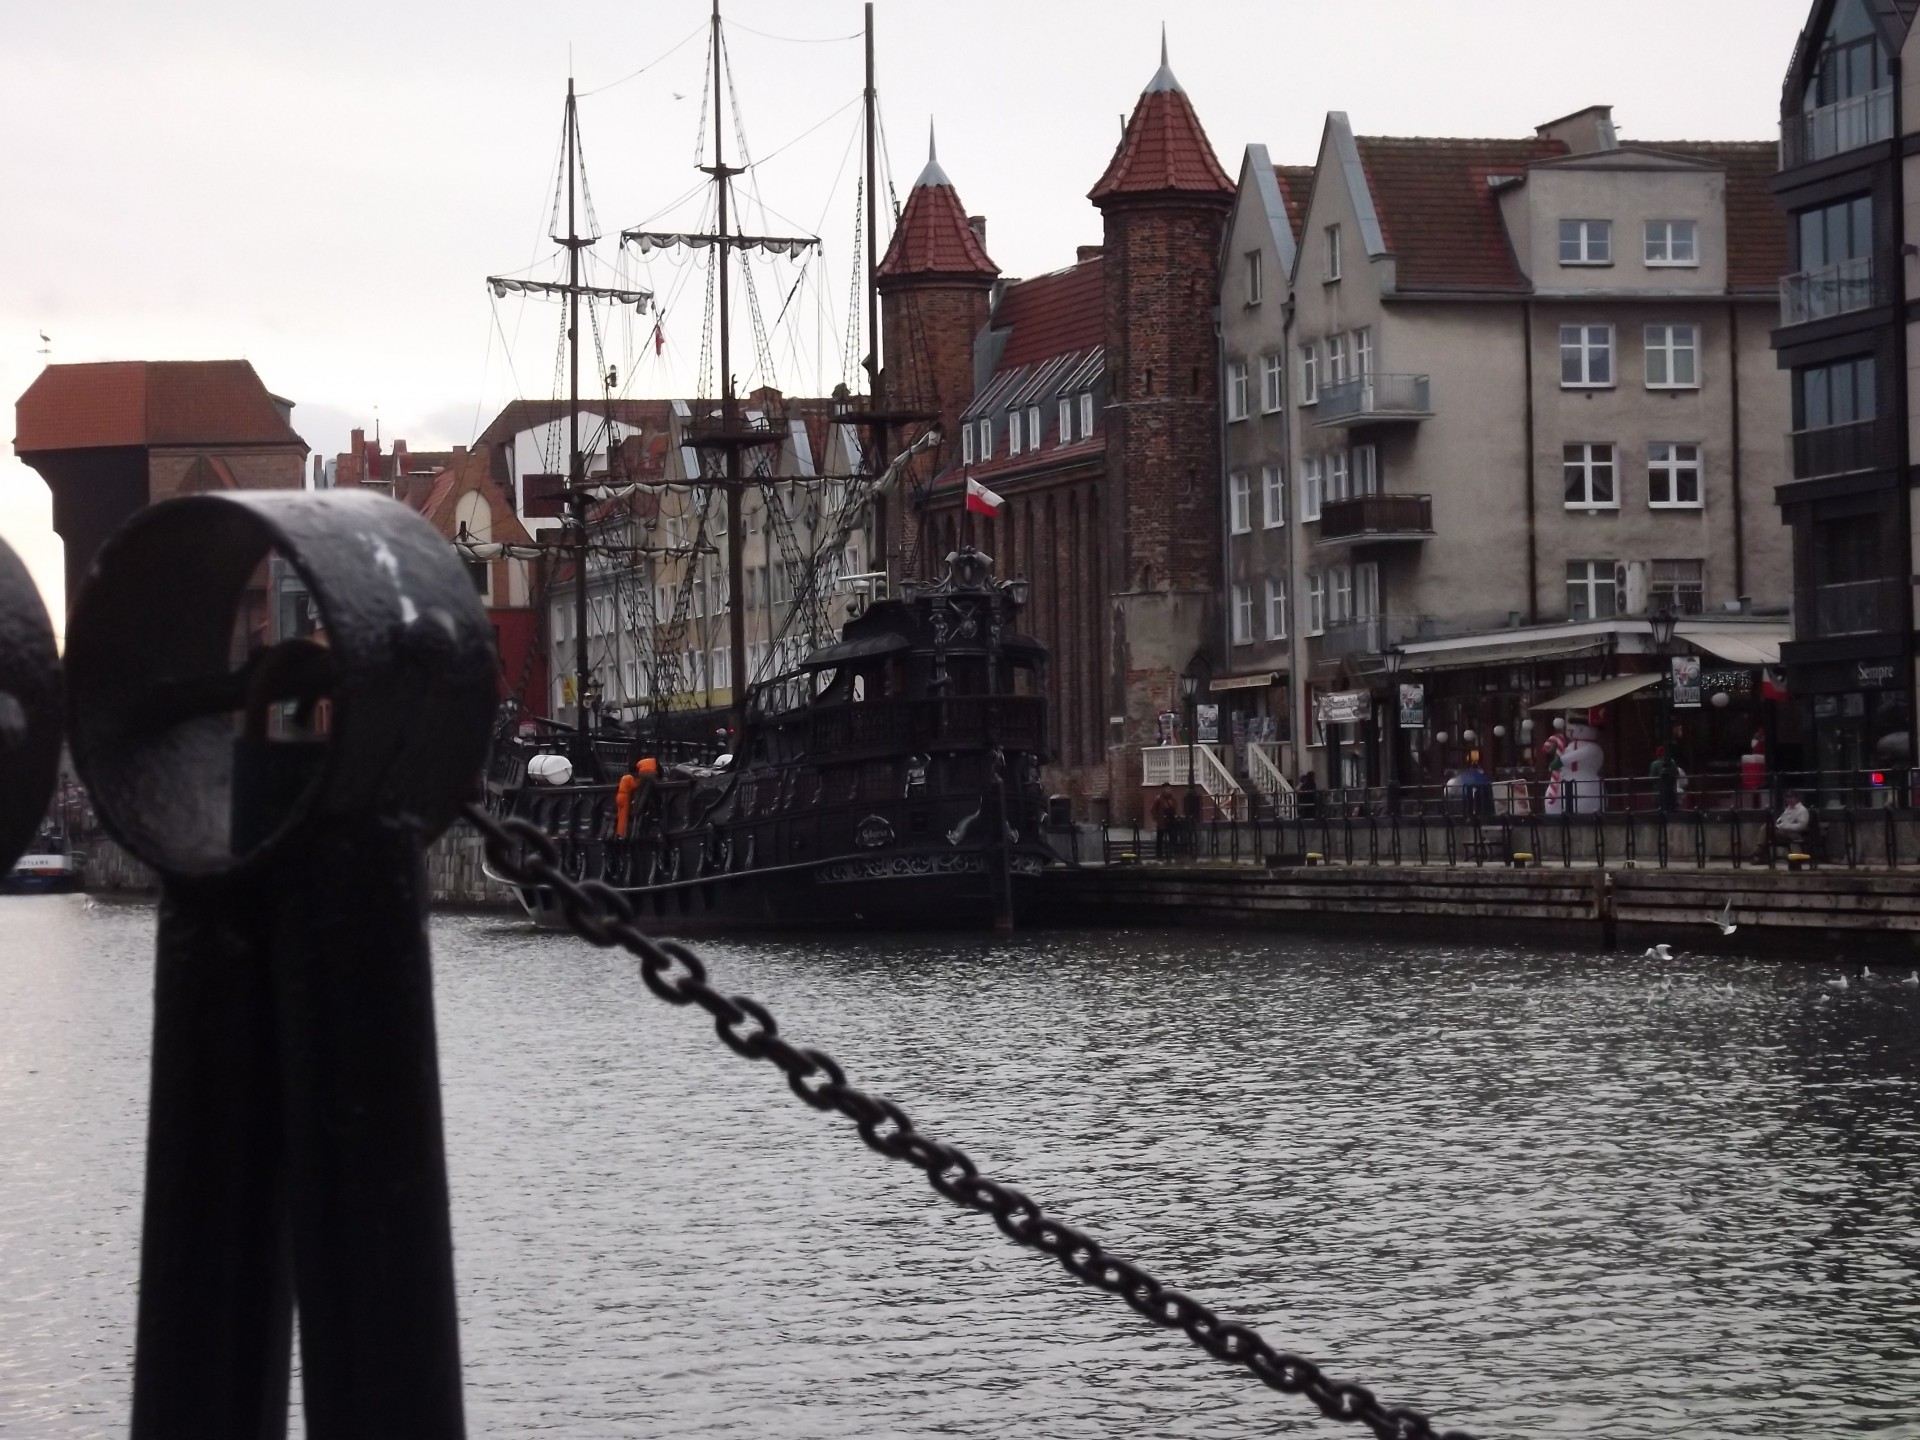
xmin=5 ymin=829 xmax=80 ymax=893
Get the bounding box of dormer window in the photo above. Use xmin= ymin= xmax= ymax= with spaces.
xmin=1079 ymin=392 xmax=1095 ymax=437
xmin=962 ymin=422 xmax=976 ymax=465
xmin=1246 ymin=249 xmax=1264 ymax=304
xmin=1026 ymin=405 xmax=1042 ymax=449
xmin=977 ymin=418 xmax=991 ymax=458
xmin=1559 ymin=219 xmax=1612 ymax=266
xmin=1007 ymin=409 xmax=1023 ymax=456
xmin=1058 ymin=397 xmax=1073 ymax=443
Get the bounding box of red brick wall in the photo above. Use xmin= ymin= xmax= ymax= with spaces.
xmin=879 ymin=277 xmax=992 ymax=578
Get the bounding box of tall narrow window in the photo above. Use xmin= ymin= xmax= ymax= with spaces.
xmin=1266 ymin=579 xmax=1288 ymax=639
xmin=1026 ymin=405 xmax=1042 ymax=447
xmin=1648 ymin=442 xmax=1702 ymax=507
xmin=1229 ymin=470 xmax=1251 ymax=533
xmin=1328 ymin=566 xmax=1353 ymax=623
xmin=1299 ymin=343 xmax=1320 ymax=405
xmin=1262 ymin=464 xmax=1286 ymax=528
xmin=962 ymin=423 xmax=976 ymax=465
xmin=1008 ymin=409 xmax=1023 ymax=456
xmin=1354 ymin=562 xmax=1379 ymax=619
xmin=1324 ymin=224 xmax=1343 ymax=281
xmin=1327 ymin=333 xmax=1350 ymax=386
xmin=1226 ymin=360 xmax=1249 ymax=421
xmin=1327 ymin=448 xmax=1352 ymax=502
xmin=1079 ymin=392 xmax=1095 ymax=436
xmin=1352 ymin=444 xmax=1378 ymax=496
xmin=1354 ymin=327 xmax=1374 ymax=380
xmin=978 ymin=418 xmax=991 ymax=457
xmin=1301 ymin=456 xmax=1324 ymax=520
xmin=1558 ymin=219 xmax=1612 ymax=265
xmin=1564 ymin=443 xmax=1619 ymax=508
xmin=1566 ymin=560 xmax=1618 ymax=620
xmin=1246 ymin=249 xmax=1264 ymax=304
xmin=1645 ymin=324 xmax=1700 ymax=389
xmin=1560 ymin=325 xmax=1615 ymax=387
xmin=1232 ymin=584 xmax=1254 ymax=644
xmin=1307 ymin=572 xmax=1326 ymax=634
xmin=1058 ymin=397 xmax=1073 ymax=443
xmin=1261 ymin=352 xmax=1285 ymax=413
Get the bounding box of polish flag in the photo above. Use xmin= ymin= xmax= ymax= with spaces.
xmin=965 ymin=476 xmax=1005 ymax=516
xmin=652 ymin=321 xmax=666 ymax=355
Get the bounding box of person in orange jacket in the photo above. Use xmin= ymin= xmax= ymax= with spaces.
xmin=616 ymin=758 xmax=656 ymax=838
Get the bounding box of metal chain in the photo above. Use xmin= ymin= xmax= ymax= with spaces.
xmin=461 ymin=803 xmax=1478 ymax=1440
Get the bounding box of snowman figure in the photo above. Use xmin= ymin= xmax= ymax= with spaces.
xmin=1543 ymin=719 xmax=1606 ymax=814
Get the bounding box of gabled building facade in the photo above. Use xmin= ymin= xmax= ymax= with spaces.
xmin=1224 ymin=107 xmax=1793 ymax=794
xmin=1770 ymin=0 xmax=1920 ymax=776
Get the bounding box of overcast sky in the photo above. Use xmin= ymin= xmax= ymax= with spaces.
xmin=1 ymin=0 xmax=1814 ymax=619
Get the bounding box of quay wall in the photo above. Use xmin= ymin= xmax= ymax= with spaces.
xmin=1035 ymin=862 xmax=1920 ymax=956
xmin=82 ymin=824 xmax=518 ymax=910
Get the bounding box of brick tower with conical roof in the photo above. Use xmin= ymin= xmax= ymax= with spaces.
xmin=1090 ymin=36 xmax=1233 ymax=809
xmin=877 ymin=125 xmax=998 ymax=579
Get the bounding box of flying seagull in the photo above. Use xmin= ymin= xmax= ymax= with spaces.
xmin=1713 ymin=898 xmax=1738 ymax=936
xmin=1644 ymin=943 xmax=1673 ymax=960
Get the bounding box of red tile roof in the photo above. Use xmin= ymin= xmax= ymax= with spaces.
xmin=994 ymin=259 xmax=1104 ymax=369
xmin=1089 ymin=68 xmax=1231 ymax=203
xmin=1353 ymin=136 xmax=1567 ymax=292
xmin=877 ymin=153 xmax=997 ymax=281
xmin=1636 ymin=141 xmax=1787 ymax=293
xmin=1272 ymin=165 xmax=1315 ymax=243
xmin=14 ymin=360 xmax=307 ymax=453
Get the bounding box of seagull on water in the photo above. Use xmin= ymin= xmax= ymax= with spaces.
xmin=1714 ymin=898 xmax=1738 ymax=936
xmin=1902 ymin=971 xmax=1919 ymax=988
xmin=1644 ymin=943 xmax=1673 ymax=960
xmin=1828 ymin=973 xmax=1850 ymax=991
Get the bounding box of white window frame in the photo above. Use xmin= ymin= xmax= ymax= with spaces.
xmin=1352 ymin=443 xmax=1377 ymax=496
xmin=1007 ymin=409 xmax=1023 ymax=456
xmin=1327 ymin=333 xmax=1350 ymax=386
xmin=1328 ymin=565 xmax=1353 ymax=624
xmin=1079 ymin=392 xmax=1095 ymax=436
xmin=1246 ymin=249 xmax=1264 ymax=305
xmin=1058 ymin=397 xmax=1073 ymax=444
xmin=1560 ymin=324 xmax=1615 ymax=388
xmin=1260 ymin=352 xmax=1284 ymax=413
xmin=977 ymin=418 xmax=991 ymax=458
xmin=1229 ymin=470 xmax=1252 ymax=534
xmin=1227 ymin=359 xmax=1249 ymax=421
xmin=1564 ymin=442 xmax=1619 ymax=510
xmin=1645 ymin=324 xmax=1700 ymax=390
xmin=1232 ymin=583 xmax=1255 ymax=645
xmin=1354 ymin=327 xmax=1374 ymax=381
xmin=1324 ymin=224 xmax=1343 ymax=281
xmin=1566 ymin=560 xmax=1618 ymax=621
xmin=1301 ymin=456 xmax=1324 ymax=521
xmin=1262 ymin=464 xmax=1286 ymax=529
xmin=1648 ymin=442 xmax=1703 ymax=508
xmin=1306 ymin=572 xmax=1326 ymax=635
xmin=1266 ymin=578 xmax=1288 ymax=639
xmin=1645 ymin=220 xmax=1698 ymax=267
xmin=962 ymin=422 xmax=975 ymax=465
xmin=1026 ymin=405 xmax=1042 ymax=447
xmin=1299 ymin=343 xmax=1320 ymax=405
xmin=1559 ymin=218 xmax=1613 ymax=266
xmin=1326 ymin=448 xmax=1351 ymax=503
xmin=1354 ymin=561 xmax=1379 ymax=620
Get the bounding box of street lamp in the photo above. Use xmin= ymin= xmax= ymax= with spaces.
xmin=1179 ymin=653 xmax=1207 ymax=834
xmin=1649 ymin=604 xmax=1678 ymax=811
xmin=1383 ymin=646 xmax=1404 ymax=812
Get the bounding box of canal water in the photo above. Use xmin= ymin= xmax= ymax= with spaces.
xmin=3 ymin=895 xmax=1917 ymax=1438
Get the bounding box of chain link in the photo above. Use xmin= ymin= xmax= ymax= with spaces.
xmin=463 ymin=803 xmax=1478 ymax=1440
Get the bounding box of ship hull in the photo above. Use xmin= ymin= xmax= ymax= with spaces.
xmin=509 ymin=847 xmax=1050 ymax=934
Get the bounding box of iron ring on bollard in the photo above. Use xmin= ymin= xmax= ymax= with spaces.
xmin=65 ymin=489 xmax=496 ymax=1440
xmin=0 ymin=534 xmax=61 ymax=873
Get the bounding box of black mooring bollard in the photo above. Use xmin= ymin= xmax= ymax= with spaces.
xmin=65 ymin=490 xmax=496 ymax=1440
xmin=0 ymin=535 xmax=61 ymax=873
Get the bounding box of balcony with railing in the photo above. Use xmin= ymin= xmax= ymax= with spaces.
xmin=1316 ymin=493 xmax=1433 ymax=546
xmin=1314 ymin=373 xmax=1432 ymax=428
xmin=1788 ymin=418 xmax=1894 ymax=481
xmin=1811 ymin=577 xmax=1904 ymax=637
xmin=1779 ymin=256 xmax=1880 ymax=327
xmin=1315 ymin=613 xmax=1422 ymax=662
xmin=1780 ymin=88 xmax=1894 ymax=169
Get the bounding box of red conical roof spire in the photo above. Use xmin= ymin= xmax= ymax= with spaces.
xmin=1089 ymin=31 xmax=1232 ymax=204
xmin=878 ymin=121 xmax=998 ymax=281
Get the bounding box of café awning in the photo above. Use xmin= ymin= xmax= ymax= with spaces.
xmin=1529 ymin=673 xmax=1662 ymax=711
xmin=1677 ymin=624 xmax=1784 ymax=667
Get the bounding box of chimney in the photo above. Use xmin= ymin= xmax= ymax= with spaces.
xmin=1535 ymin=105 xmax=1618 ymax=155
xmin=1077 ymin=244 xmax=1103 ymax=264
xmin=967 ymin=214 xmax=987 ymax=249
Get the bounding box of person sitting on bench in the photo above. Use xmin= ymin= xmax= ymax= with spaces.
xmin=1752 ymin=790 xmax=1811 ymax=862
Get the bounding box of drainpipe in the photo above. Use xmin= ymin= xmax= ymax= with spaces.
xmin=1729 ymin=302 xmax=1746 ymax=599
xmin=1892 ymin=49 xmax=1916 ymax=785
xmin=1523 ymin=299 xmax=1539 ymax=624
xmin=1282 ymin=293 xmax=1304 ymax=776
